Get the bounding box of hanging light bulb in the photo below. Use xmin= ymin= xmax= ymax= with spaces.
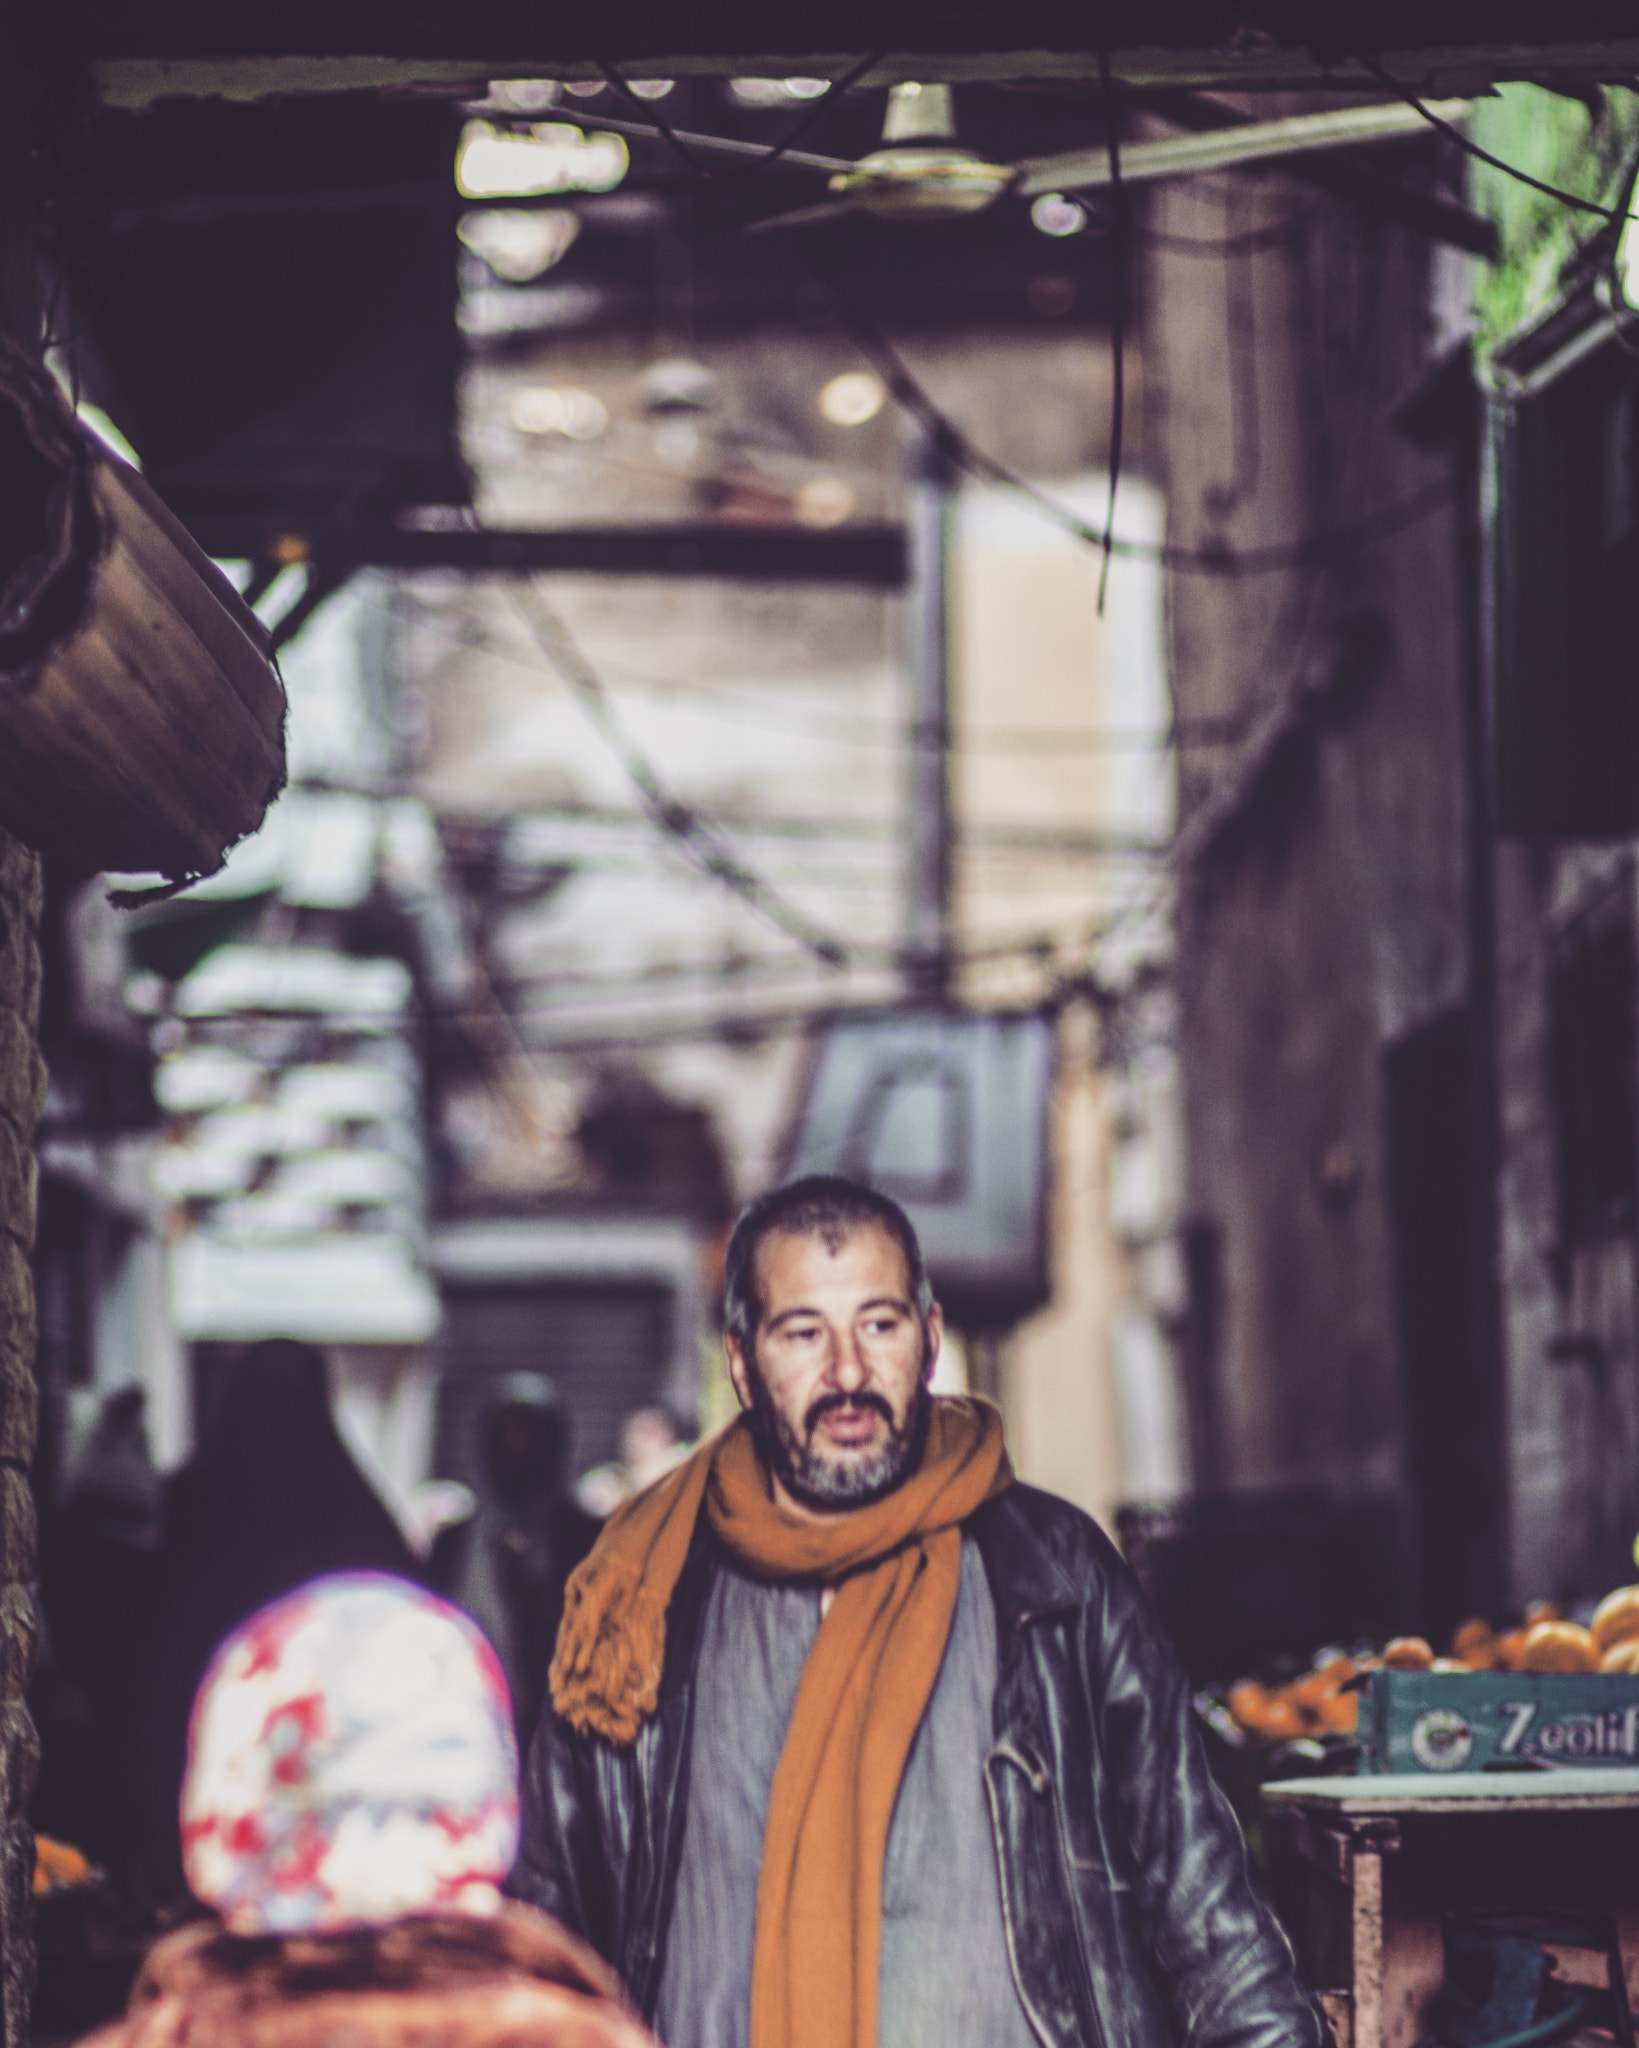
xmin=828 ymin=82 xmax=1010 ymax=221
xmin=1031 ymin=192 xmax=1088 ymax=238
xmin=456 ymin=121 xmax=628 ymax=198
xmin=818 ymin=371 xmax=886 ymax=426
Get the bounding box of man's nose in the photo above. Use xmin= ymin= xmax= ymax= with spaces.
xmin=824 ymin=1329 xmax=868 ymax=1393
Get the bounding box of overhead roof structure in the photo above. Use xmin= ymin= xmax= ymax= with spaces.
xmin=28 ymin=1 xmax=1639 ymax=107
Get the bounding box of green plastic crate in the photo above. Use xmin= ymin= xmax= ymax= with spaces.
xmin=1361 ymin=1669 xmax=1639 ymax=1774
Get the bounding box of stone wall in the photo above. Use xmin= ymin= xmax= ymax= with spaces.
xmin=0 ymin=829 xmax=42 ymax=2048
xmin=1142 ymin=106 xmax=1476 ymax=1624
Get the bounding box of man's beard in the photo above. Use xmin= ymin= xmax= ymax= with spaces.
xmin=746 ymin=1362 xmax=931 ymax=1511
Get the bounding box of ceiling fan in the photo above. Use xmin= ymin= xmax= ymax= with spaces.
xmin=564 ymin=81 xmax=1472 ymax=233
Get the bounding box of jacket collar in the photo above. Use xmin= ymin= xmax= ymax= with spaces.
xmin=969 ymin=1488 xmax=1084 ymax=1627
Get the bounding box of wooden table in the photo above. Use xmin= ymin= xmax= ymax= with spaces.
xmin=1262 ymin=1773 xmax=1639 ymax=2048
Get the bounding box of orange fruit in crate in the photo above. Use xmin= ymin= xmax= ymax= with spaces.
xmin=1227 ymin=1681 xmax=1272 ymax=1732
xmin=1381 ymin=1636 xmax=1436 ymax=1671
xmin=1600 ymin=1638 xmax=1639 ymax=1674
xmin=1450 ymin=1618 xmax=1500 ymax=1668
xmin=1225 ymin=1679 xmax=1310 ymax=1744
xmin=1293 ymin=1656 xmax=1357 ymax=1707
xmin=1591 ymin=1586 xmax=1639 ymax=1654
xmin=1494 ymin=1627 xmax=1529 ymax=1671
xmin=1517 ymin=1620 xmax=1600 ymax=1673
xmin=1317 ymin=1689 xmax=1359 ymax=1735
xmin=1257 ymin=1694 xmax=1309 ymax=1743
xmin=1525 ymin=1599 xmax=1565 ymax=1626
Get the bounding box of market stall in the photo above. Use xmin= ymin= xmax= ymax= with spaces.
xmin=1264 ymin=1774 xmax=1639 ymax=2048
xmin=1240 ymin=1586 xmax=1639 ymax=2048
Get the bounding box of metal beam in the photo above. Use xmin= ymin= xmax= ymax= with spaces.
xmin=1137 ymin=89 xmax=1501 ymax=260
xmin=186 ymin=519 xmax=909 ymax=587
xmin=73 ymin=14 xmax=1639 ymax=110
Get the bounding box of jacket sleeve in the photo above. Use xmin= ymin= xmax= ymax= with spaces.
xmin=509 ymin=1701 xmax=617 ymax=1959
xmin=1091 ymin=1566 xmax=1325 ymax=2048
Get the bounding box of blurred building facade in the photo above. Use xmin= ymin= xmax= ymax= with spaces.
xmin=28 ymin=98 xmax=1192 ymax=1536
xmin=1145 ymin=84 xmax=1639 ymax=1637
xmin=1145 ymin=106 xmax=1477 ymax=1637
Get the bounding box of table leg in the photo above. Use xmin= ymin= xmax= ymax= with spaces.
xmin=1352 ymin=1848 xmax=1385 ymax=2048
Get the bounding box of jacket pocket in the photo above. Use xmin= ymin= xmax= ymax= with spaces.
xmin=986 ymin=1741 xmax=1102 ymax=2048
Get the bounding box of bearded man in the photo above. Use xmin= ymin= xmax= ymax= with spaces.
xmin=513 ymin=1176 xmax=1320 ymax=2048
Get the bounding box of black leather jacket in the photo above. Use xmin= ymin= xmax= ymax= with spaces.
xmin=512 ymin=1482 xmax=1324 ymax=2048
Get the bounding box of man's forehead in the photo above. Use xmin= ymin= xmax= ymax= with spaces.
xmin=753 ymin=1217 xmax=913 ymax=1302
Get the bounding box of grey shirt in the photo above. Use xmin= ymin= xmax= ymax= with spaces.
xmin=653 ymin=1537 xmax=1039 ymax=2048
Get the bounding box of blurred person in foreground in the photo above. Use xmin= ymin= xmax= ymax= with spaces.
xmin=77 ymin=1573 xmax=654 ymax=2048
xmin=516 ymin=1175 xmax=1321 ymax=2048
xmin=133 ymin=1340 xmax=418 ymax=1893
xmin=440 ymin=1374 xmax=599 ymax=1748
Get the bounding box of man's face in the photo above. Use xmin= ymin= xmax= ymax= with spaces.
xmin=724 ymin=1221 xmax=941 ymax=1513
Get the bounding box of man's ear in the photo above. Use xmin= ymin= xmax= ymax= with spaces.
xmin=724 ymin=1334 xmax=754 ymax=1412
xmin=922 ymin=1302 xmax=944 ymax=1387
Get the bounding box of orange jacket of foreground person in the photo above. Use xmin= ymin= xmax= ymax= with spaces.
xmin=75 ymin=1903 xmax=655 ymax=2048
xmin=76 ymin=1572 xmax=657 ymax=2048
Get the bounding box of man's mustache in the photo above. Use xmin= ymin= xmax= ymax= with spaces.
xmin=803 ymin=1388 xmax=895 ymax=1438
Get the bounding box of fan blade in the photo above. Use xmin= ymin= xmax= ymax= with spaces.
xmin=743 ymin=199 xmax=864 ymax=234
xmin=1014 ymin=98 xmax=1472 ymax=197
xmin=558 ymin=112 xmax=851 ymax=176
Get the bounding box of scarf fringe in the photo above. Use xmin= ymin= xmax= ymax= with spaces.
xmin=548 ymin=1446 xmax=712 ymax=1746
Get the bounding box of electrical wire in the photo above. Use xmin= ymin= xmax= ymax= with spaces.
xmin=757 ymin=55 xmax=885 ymax=169
xmin=557 ymin=86 xmax=1451 ymax=583
xmin=401 ymin=588 xmax=1236 ymax=753
xmin=503 ymin=997 xmax=926 ymax=1053
xmin=594 ymin=57 xmax=882 ymax=179
xmin=509 ymin=582 xmax=853 ymax=964
xmin=479 ymin=882 xmax=1172 ymax=1023
xmin=480 ymin=82 xmax=1430 ymax=1041
xmin=427 ymin=867 xmax=1170 ymax=1052
xmin=487 ymin=76 xmax=1458 ymax=1048
xmin=1357 ymin=57 xmax=1634 ymax=223
xmin=594 ymin=65 xmax=718 ymax=178
xmin=824 ymin=284 xmax=1455 ymax=575
xmin=460 ymin=796 xmax=1164 ymax=855
xmin=1097 ymin=48 xmax=1125 ymax=614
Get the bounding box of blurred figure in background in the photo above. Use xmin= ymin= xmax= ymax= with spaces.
xmin=439 ymin=1374 xmax=598 ymax=1747
xmin=35 ymin=1383 xmax=162 ymax=1878
xmin=76 ymin=1573 xmax=653 ymax=2048
xmin=573 ymin=1406 xmax=689 ymax=1520
xmin=132 ymin=1339 xmax=417 ymax=1894
xmin=60 ymin=1382 xmax=164 ymax=1555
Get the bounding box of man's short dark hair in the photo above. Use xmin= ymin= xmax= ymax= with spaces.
xmin=722 ymin=1174 xmax=934 ymax=1346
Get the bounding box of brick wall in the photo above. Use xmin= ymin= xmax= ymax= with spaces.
xmin=0 ymin=828 xmax=43 ymax=2047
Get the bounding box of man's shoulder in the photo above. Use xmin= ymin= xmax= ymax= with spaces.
xmin=967 ymin=1480 xmax=1140 ymax=1617
xmin=989 ymin=1478 xmax=1122 ymax=1556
